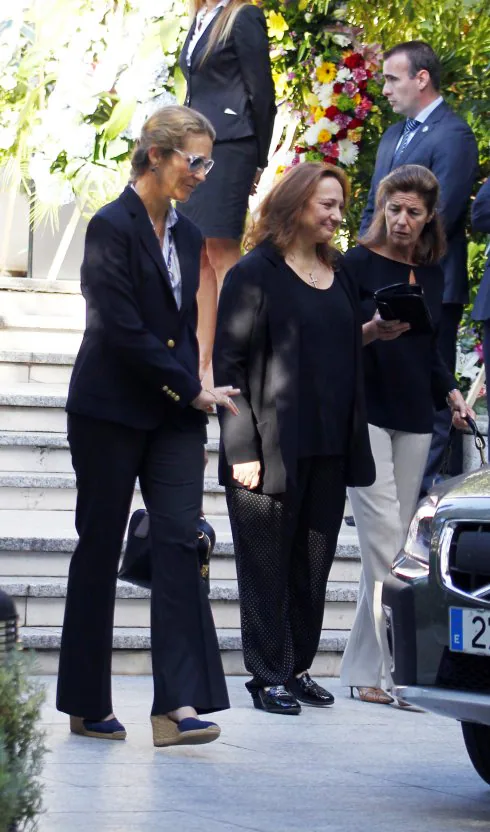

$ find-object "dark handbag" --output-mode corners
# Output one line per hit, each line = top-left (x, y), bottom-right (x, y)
(373, 282), (434, 334)
(118, 509), (215, 595)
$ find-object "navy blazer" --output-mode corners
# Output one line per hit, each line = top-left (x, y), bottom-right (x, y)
(213, 243), (375, 494)
(360, 102), (479, 305)
(66, 186), (205, 431)
(471, 179), (490, 322)
(180, 4), (276, 169)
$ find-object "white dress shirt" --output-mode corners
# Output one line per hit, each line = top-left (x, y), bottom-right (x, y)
(132, 185), (182, 309)
(186, 0), (231, 66)
(394, 96), (444, 153)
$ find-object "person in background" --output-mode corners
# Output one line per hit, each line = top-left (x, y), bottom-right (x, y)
(57, 106), (239, 748)
(341, 164), (474, 706)
(471, 177), (490, 415)
(360, 40), (478, 494)
(214, 162), (409, 716)
(178, 0), (276, 383)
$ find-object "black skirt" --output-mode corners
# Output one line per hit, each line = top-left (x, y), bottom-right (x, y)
(177, 137), (258, 240)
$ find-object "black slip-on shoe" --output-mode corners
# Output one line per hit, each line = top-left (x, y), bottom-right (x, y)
(252, 685), (301, 715)
(287, 672), (335, 707)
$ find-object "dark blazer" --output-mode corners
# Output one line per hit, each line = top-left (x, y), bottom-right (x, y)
(180, 4), (276, 170)
(360, 101), (479, 305)
(471, 178), (490, 322)
(66, 185), (204, 431)
(213, 242), (376, 494)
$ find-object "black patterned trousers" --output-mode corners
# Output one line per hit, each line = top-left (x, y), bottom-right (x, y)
(226, 455), (346, 690)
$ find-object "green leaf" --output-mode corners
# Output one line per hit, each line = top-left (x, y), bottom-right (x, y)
(102, 98), (137, 142)
(173, 65), (187, 106)
(160, 18), (183, 54)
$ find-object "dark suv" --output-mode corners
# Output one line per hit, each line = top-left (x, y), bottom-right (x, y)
(382, 466), (490, 786)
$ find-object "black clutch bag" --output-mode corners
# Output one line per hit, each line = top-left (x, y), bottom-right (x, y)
(373, 282), (434, 335)
(118, 509), (215, 595)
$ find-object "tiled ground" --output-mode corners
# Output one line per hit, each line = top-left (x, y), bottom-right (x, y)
(37, 676), (490, 831)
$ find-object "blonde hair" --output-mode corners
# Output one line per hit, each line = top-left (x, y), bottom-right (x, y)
(130, 105), (215, 179)
(189, 0), (251, 65)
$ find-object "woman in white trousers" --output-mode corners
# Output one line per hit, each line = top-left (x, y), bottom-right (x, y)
(340, 165), (473, 705)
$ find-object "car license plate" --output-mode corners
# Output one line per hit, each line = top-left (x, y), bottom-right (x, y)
(450, 607), (490, 655)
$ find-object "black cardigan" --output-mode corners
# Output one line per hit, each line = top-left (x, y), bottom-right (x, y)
(213, 242), (375, 494)
(343, 246), (457, 433)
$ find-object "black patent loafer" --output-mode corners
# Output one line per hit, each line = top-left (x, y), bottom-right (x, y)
(252, 685), (301, 715)
(287, 672), (335, 707)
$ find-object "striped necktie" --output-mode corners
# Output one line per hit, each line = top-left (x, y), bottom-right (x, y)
(392, 118), (420, 165)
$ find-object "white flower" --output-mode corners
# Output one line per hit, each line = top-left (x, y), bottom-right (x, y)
(332, 34), (351, 47)
(29, 155), (74, 206)
(316, 83), (334, 107)
(125, 91), (176, 140)
(303, 122), (321, 146)
(0, 125), (16, 150)
(456, 347), (481, 381)
(337, 139), (359, 165)
(319, 117), (340, 135)
(336, 67), (352, 82)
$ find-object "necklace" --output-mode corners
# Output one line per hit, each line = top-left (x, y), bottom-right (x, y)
(287, 252), (320, 287)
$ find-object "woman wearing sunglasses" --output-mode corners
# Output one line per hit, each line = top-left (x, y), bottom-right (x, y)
(178, 0), (276, 383)
(57, 106), (239, 748)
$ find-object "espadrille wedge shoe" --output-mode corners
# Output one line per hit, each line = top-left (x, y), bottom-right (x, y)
(151, 715), (220, 747)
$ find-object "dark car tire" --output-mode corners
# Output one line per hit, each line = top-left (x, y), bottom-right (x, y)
(462, 722), (490, 786)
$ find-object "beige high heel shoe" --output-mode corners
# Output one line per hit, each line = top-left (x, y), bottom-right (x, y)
(151, 715), (221, 748)
(350, 686), (395, 705)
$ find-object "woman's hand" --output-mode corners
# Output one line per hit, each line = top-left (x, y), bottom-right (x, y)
(250, 169), (263, 196)
(232, 460), (261, 490)
(447, 389), (476, 430)
(191, 386), (240, 414)
(362, 312), (411, 345)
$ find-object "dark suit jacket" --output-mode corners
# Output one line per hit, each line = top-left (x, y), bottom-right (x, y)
(471, 178), (490, 321)
(180, 4), (276, 169)
(213, 242), (376, 494)
(66, 185), (205, 431)
(360, 101), (478, 305)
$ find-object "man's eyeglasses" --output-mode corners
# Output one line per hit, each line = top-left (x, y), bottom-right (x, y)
(174, 148), (214, 175)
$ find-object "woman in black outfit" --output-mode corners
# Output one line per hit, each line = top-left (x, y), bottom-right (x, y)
(213, 162), (404, 715)
(56, 105), (239, 747)
(340, 164), (473, 706)
(178, 0), (276, 380)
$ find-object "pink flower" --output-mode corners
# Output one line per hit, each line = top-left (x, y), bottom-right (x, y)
(354, 105), (368, 119)
(333, 112), (351, 128)
(476, 342), (484, 360)
(291, 155), (301, 166)
(352, 67), (368, 83)
(321, 141), (339, 158)
(343, 80), (358, 98)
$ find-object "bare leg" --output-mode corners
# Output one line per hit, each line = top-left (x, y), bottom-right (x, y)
(197, 238), (241, 387)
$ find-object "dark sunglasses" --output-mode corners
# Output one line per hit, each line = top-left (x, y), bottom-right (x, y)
(174, 148), (214, 175)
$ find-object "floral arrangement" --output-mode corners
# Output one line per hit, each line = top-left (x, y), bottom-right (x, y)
(291, 34), (383, 168)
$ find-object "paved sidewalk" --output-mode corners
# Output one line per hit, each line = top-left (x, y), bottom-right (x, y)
(38, 676), (490, 832)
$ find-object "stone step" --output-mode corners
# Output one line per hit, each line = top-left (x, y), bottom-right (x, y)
(0, 471), (229, 514)
(0, 431), (221, 477)
(0, 513), (360, 582)
(0, 277), (82, 313)
(0, 384), (221, 438)
(4, 577), (357, 631)
(20, 626), (349, 676)
(0, 351), (75, 385)
(0, 313), (84, 334)
(0, 330), (82, 354)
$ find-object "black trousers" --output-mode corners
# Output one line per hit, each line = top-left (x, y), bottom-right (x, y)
(226, 456), (346, 689)
(484, 320), (490, 418)
(57, 414), (229, 719)
(421, 303), (463, 494)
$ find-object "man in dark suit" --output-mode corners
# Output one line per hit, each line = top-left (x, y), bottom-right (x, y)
(471, 178), (490, 415)
(360, 41), (479, 492)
